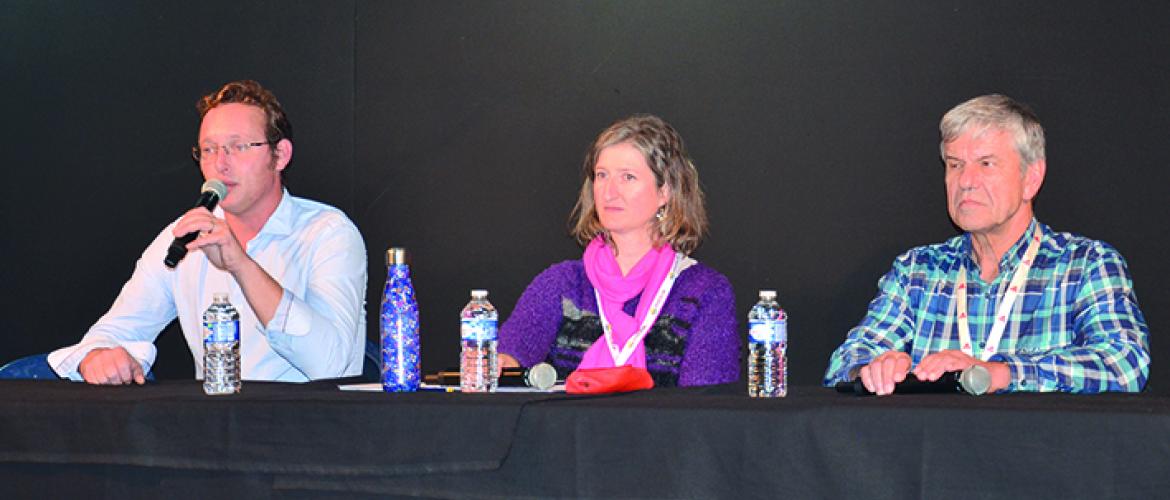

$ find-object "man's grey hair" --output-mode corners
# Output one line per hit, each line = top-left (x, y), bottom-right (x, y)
(940, 94), (1046, 169)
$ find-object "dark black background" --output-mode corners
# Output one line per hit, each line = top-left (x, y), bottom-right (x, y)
(3, 1), (1166, 390)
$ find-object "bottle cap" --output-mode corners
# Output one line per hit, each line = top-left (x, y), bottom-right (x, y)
(759, 290), (777, 300)
(470, 289), (488, 298)
(386, 247), (408, 266)
(212, 292), (230, 303)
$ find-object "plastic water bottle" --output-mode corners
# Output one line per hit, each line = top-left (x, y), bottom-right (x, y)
(748, 290), (787, 398)
(460, 290), (498, 393)
(203, 293), (241, 395)
(381, 247), (420, 392)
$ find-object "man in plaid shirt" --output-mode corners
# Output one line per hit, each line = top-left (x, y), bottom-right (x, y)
(824, 94), (1149, 395)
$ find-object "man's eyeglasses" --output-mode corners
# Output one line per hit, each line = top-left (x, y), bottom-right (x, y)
(191, 141), (274, 162)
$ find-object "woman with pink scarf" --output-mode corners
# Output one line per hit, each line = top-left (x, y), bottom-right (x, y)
(498, 115), (738, 388)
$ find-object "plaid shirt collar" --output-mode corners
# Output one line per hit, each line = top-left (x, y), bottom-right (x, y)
(958, 217), (1042, 284)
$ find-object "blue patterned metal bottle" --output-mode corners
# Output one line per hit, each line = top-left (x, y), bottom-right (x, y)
(381, 247), (420, 392)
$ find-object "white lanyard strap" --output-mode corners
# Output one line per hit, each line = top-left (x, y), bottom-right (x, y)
(594, 253), (687, 367)
(956, 230), (1042, 361)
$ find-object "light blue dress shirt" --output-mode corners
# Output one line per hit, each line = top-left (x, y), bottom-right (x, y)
(49, 191), (367, 382)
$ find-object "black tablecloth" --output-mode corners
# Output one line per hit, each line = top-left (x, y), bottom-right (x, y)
(2, 379), (1169, 499)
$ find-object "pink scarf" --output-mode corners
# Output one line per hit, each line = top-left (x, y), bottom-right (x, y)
(580, 236), (677, 369)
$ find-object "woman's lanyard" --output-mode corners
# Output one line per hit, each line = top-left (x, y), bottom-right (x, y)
(593, 252), (685, 367)
(955, 231), (1041, 361)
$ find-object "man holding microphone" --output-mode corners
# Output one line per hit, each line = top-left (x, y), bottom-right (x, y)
(825, 94), (1149, 395)
(49, 80), (366, 384)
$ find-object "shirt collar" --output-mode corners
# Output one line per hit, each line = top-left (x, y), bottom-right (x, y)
(961, 217), (1043, 278)
(254, 189), (294, 239)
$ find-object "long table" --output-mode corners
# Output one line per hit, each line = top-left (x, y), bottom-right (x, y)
(2, 379), (1168, 499)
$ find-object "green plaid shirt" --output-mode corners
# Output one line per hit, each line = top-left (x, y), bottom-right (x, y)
(824, 219), (1149, 393)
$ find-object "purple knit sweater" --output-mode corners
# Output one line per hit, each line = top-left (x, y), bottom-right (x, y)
(498, 259), (740, 387)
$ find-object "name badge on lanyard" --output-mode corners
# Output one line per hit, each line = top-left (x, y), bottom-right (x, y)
(955, 231), (1041, 361)
(594, 252), (685, 367)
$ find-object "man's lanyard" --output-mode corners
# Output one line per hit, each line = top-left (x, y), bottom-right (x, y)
(956, 230), (1042, 361)
(594, 252), (686, 367)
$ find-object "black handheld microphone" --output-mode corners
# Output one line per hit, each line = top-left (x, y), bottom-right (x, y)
(425, 362), (560, 390)
(836, 365), (992, 396)
(163, 180), (228, 268)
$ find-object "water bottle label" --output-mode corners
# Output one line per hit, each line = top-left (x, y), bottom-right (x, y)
(204, 320), (240, 344)
(748, 319), (786, 343)
(461, 318), (498, 341)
